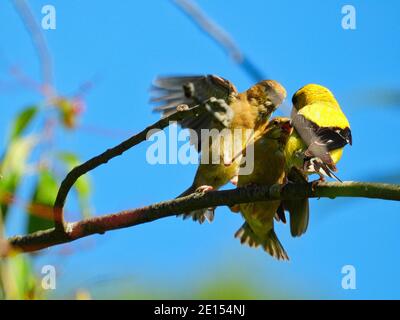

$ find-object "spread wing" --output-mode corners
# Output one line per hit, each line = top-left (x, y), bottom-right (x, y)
(151, 75), (238, 150)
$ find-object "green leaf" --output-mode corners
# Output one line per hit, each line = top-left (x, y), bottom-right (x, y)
(58, 152), (92, 218)
(26, 170), (58, 234)
(0, 137), (37, 221)
(0, 173), (19, 220)
(10, 106), (38, 141)
(3, 255), (40, 299)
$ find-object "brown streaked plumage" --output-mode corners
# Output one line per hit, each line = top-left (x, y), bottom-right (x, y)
(234, 117), (293, 260)
(151, 75), (287, 223)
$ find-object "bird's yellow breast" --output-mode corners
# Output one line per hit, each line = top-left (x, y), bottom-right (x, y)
(284, 132), (306, 170)
(238, 136), (286, 236)
(284, 130), (345, 170)
(238, 137), (286, 187)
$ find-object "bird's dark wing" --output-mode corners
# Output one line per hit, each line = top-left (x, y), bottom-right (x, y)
(291, 111), (334, 167)
(151, 75), (238, 150)
(291, 110), (353, 181)
(316, 126), (352, 151)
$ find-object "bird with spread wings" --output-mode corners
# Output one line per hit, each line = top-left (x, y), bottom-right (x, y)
(151, 76), (352, 240)
(151, 75), (287, 223)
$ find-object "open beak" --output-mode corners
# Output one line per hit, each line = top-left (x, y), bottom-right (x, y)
(281, 121), (293, 134)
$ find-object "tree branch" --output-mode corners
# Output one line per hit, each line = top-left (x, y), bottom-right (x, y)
(7, 181), (400, 254)
(52, 104), (201, 232)
(13, 0), (54, 94)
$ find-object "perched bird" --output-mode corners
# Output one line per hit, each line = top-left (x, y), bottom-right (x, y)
(234, 117), (293, 260)
(277, 84), (352, 237)
(286, 84), (352, 180)
(151, 75), (287, 223)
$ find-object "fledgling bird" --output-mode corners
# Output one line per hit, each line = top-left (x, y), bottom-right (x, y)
(151, 75), (287, 223)
(277, 84), (353, 237)
(234, 117), (293, 260)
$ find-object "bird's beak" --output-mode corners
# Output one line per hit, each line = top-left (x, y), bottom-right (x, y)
(281, 121), (293, 134)
(347, 131), (353, 146)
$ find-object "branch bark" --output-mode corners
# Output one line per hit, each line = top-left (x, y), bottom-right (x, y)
(7, 181), (400, 254)
(52, 104), (202, 232)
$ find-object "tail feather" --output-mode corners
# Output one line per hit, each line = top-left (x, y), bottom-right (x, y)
(176, 185), (214, 224)
(284, 166), (310, 237)
(235, 223), (289, 261)
(284, 199), (309, 237)
(305, 157), (342, 182)
(180, 208), (215, 224)
(274, 203), (287, 223)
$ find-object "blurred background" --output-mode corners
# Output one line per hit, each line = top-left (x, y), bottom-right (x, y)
(0, 0), (399, 299)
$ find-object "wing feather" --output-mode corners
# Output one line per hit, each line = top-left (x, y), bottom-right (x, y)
(291, 107), (352, 179)
(151, 75), (238, 151)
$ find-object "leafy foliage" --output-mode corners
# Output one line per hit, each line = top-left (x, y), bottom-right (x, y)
(0, 255), (41, 300)
(58, 152), (92, 218)
(0, 137), (37, 220)
(26, 169), (58, 234)
(9, 106), (38, 141)
(0, 93), (90, 300)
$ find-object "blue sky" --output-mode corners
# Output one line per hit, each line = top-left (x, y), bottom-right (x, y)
(1, 0), (400, 299)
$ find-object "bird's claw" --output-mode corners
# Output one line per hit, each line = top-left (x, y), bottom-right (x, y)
(311, 176), (325, 192)
(176, 104), (190, 112)
(195, 185), (214, 193)
(230, 176), (238, 186)
(229, 204), (241, 213)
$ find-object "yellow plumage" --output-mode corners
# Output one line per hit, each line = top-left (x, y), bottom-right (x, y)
(279, 84), (352, 238)
(298, 103), (350, 129)
(286, 84), (352, 178)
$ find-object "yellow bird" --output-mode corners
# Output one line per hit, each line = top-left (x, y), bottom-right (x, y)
(152, 75), (286, 223)
(276, 84), (352, 237)
(286, 84), (352, 180)
(234, 117), (293, 260)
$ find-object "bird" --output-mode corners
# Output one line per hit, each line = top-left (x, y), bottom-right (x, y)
(286, 83), (352, 180)
(233, 117), (293, 260)
(276, 84), (353, 237)
(151, 75), (287, 223)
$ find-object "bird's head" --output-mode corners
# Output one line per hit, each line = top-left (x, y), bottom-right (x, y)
(263, 117), (293, 143)
(292, 84), (340, 110)
(247, 80), (287, 117)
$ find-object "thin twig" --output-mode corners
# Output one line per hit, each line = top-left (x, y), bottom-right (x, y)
(172, 0), (266, 81)
(173, 0), (243, 62)
(7, 181), (400, 254)
(12, 0), (54, 96)
(52, 105), (205, 232)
